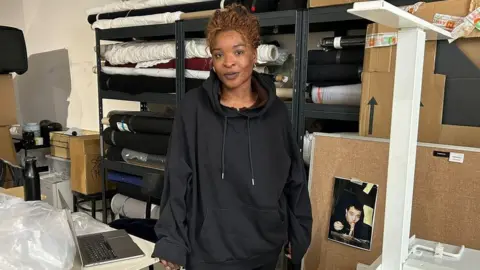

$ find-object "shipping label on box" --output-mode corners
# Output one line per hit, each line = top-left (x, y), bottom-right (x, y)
(359, 73), (446, 143)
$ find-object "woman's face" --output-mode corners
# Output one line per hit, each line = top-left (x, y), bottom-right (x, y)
(211, 30), (257, 90)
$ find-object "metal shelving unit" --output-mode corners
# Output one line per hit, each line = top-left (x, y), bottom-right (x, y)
(96, 10), (304, 224)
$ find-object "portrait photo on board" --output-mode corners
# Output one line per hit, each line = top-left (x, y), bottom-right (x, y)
(328, 177), (378, 251)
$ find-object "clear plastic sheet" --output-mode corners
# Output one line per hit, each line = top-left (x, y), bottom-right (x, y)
(0, 193), (75, 270)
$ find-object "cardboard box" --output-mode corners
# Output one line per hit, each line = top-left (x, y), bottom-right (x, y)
(70, 135), (111, 195)
(50, 130), (98, 159)
(439, 124), (480, 148)
(359, 73), (446, 142)
(0, 75), (17, 126)
(308, 0), (367, 8)
(364, 25), (438, 73)
(0, 127), (18, 188)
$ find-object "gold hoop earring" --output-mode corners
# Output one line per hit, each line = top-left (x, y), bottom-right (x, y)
(213, 67), (216, 73)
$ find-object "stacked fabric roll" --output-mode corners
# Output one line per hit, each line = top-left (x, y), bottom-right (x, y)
(87, 0), (279, 30)
(98, 38), (284, 94)
(307, 39), (365, 106)
(103, 111), (171, 169)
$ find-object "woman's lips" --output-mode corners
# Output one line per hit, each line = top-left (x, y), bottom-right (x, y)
(223, 72), (239, 80)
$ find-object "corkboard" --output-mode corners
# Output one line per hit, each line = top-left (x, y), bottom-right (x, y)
(304, 134), (480, 270)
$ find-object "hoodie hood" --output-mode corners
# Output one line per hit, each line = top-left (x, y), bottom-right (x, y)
(202, 70), (277, 185)
(202, 70), (277, 118)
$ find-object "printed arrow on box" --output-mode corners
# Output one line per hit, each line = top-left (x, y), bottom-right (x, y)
(368, 97), (378, 135)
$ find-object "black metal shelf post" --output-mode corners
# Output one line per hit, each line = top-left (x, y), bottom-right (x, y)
(176, 20), (186, 103)
(95, 28), (109, 224)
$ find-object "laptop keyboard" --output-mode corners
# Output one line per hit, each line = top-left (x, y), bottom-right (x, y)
(78, 234), (118, 265)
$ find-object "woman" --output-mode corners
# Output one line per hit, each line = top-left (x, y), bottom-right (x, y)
(153, 4), (312, 270)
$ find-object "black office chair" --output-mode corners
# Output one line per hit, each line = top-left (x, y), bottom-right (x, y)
(0, 158), (25, 188)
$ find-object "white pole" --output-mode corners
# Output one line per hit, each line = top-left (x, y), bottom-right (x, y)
(382, 27), (426, 269)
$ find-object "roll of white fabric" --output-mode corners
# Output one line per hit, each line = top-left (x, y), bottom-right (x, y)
(111, 193), (161, 219)
(256, 45), (279, 64)
(302, 131), (314, 165)
(276, 88), (293, 99)
(101, 66), (210, 79)
(253, 66), (269, 73)
(100, 40), (280, 66)
(311, 84), (362, 106)
(87, 0), (212, 15)
(92, 12), (183, 30)
(100, 39), (209, 66)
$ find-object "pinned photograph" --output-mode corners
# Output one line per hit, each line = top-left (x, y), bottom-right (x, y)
(328, 177), (378, 251)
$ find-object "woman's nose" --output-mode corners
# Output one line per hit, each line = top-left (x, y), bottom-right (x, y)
(223, 54), (236, 68)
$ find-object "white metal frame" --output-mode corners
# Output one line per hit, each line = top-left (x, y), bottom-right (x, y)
(347, 1), (453, 269)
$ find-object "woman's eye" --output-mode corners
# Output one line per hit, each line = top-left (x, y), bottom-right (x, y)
(214, 53), (223, 59)
(235, 50), (244, 56)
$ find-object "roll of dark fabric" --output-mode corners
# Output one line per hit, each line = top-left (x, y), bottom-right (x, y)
(307, 65), (362, 84)
(99, 73), (204, 94)
(308, 49), (364, 65)
(106, 146), (124, 161)
(103, 127), (170, 155)
(321, 36), (365, 49)
(88, 0), (223, 24)
(107, 110), (175, 119)
(109, 114), (173, 135)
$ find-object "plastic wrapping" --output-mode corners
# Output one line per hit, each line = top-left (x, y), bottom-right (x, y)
(122, 148), (167, 169)
(0, 193), (76, 270)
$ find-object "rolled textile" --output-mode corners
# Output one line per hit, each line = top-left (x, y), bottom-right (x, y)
(276, 88), (293, 100)
(310, 84), (362, 106)
(99, 73), (204, 93)
(86, 0), (213, 15)
(92, 12), (182, 30)
(106, 146), (167, 170)
(302, 131), (314, 165)
(87, 1), (222, 24)
(307, 64), (362, 84)
(100, 39), (209, 66)
(106, 57), (213, 71)
(103, 127), (170, 155)
(321, 36), (365, 49)
(253, 66), (269, 74)
(101, 66), (210, 79)
(308, 49), (364, 65)
(109, 114), (173, 135)
(256, 44), (279, 64)
(107, 110), (175, 119)
(100, 40), (278, 66)
(108, 171), (143, 186)
(111, 193), (161, 219)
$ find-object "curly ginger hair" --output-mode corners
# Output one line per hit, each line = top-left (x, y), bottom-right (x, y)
(205, 4), (261, 52)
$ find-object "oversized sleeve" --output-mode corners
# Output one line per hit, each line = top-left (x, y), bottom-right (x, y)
(153, 106), (192, 266)
(283, 110), (313, 264)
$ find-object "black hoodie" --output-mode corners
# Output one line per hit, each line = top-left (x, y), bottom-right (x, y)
(153, 71), (312, 269)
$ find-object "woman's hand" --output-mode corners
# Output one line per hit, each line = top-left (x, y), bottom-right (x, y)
(285, 242), (292, 259)
(160, 259), (181, 270)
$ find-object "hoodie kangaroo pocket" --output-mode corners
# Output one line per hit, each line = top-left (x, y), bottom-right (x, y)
(197, 207), (286, 263)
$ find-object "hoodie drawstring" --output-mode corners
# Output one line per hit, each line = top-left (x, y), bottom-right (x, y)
(247, 117), (255, 186)
(220, 116), (255, 186)
(221, 117), (227, 180)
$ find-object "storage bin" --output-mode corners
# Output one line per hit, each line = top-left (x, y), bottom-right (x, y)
(45, 154), (71, 180)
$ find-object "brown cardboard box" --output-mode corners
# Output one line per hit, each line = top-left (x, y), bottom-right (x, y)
(439, 124), (480, 148)
(70, 135), (108, 195)
(50, 130), (98, 159)
(0, 75), (17, 126)
(0, 127), (18, 188)
(308, 0), (367, 8)
(364, 0), (480, 73)
(364, 25), (438, 73)
(359, 73), (446, 142)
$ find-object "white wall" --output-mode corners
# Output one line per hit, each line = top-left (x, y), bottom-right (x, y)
(1, 0), (138, 131)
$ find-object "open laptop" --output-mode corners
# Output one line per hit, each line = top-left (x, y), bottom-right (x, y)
(58, 191), (145, 267)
